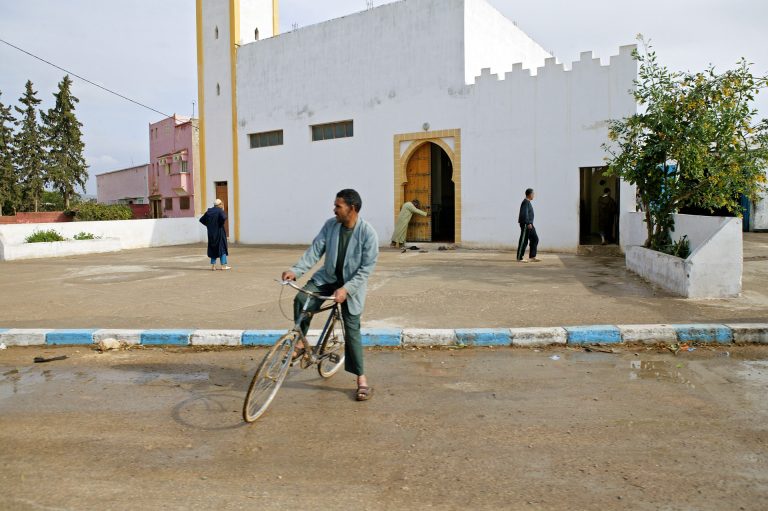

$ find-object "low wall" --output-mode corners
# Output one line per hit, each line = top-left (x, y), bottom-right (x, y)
(0, 217), (206, 261)
(0, 212), (73, 224)
(622, 212), (742, 298)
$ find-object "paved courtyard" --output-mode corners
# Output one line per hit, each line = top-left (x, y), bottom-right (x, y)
(0, 233), (767, 330)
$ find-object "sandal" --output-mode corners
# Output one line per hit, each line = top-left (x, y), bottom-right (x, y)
(291, 340), (306, 362)
(356, 385), (373, 401)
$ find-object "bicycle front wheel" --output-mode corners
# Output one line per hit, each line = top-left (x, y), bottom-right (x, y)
(317, 315), (346, 378)
(243, 332), (297, 423)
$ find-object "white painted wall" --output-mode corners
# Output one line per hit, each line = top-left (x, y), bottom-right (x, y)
(0, 218), (206, 261)
(463, 0), (550, 82)
(623, 213), (742, 298)
(201, 0), (235, 231)
(202, 0), (638, 249)
(239, 0), (273, 43)
(754, 187), (768, 231)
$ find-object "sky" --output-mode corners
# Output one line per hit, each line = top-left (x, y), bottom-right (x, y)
(1, 0), (766, 196)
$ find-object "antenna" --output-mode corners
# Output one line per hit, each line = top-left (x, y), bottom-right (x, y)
(291, 22), (298, 31)
(192, 101), (196, 118)
(366, 1), (374, 10)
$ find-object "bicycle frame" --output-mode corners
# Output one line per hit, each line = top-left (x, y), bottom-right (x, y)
(283, 280), (345, 366)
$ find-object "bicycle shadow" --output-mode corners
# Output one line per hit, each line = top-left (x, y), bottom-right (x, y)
(109, 362), (249, 430)
(280, 373), (358, 401)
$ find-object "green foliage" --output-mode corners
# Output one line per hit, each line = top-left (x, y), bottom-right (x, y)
(73, 231), (99, 240)
(604, 37), (768, 251)
(25, 229), (64, 243)
(659, 234), (691, 259)
(0, 91), (19, 215)
(72, 201), (132, 221)
(13, 80), (46, 213)
(41, 76), (88, 210)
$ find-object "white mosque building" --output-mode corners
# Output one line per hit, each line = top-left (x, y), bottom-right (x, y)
(195, 0), (637, 250)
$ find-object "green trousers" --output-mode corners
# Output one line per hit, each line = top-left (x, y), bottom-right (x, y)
(293, 281), (364, 376)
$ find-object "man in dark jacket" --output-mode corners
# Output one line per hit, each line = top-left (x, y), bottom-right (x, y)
(598, 187), (617, 245)
(199, 198), (230, 270)
(516, 188), (540, 263)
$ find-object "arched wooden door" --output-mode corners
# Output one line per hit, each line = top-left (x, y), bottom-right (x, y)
(404, 143), (432, 242)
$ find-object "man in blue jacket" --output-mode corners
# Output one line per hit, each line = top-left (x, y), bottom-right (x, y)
(282, 189), (379, 401)
(516, 188), (540, 263)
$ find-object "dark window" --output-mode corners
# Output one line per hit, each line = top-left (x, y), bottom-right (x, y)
(164, 198), (173, 210)
(179, 197), (191, 210)
(249, 129), (284, 149)
(311, 120), (353, 142)
(215, 26), (219, 39)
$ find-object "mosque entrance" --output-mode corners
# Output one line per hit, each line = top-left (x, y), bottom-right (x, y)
(403, 142), (455, 243)
(579, 166), (620, 245)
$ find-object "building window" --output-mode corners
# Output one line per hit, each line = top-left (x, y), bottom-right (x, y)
(312, 120), (353, 141)
(181, 161), (188, 173)
(164, 198), (173, 210)
(179, 197), (190, 210)
(215, 26), (219, 39)
(249, 129), (283, 149)
(216, 83), (220, 96)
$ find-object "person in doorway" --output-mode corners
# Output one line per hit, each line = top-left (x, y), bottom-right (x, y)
(598, 187), (618, 245)
(199, 198), (230, 270)
(282, 189), (379, 401)
(516, 188), (540, 263)
(390, 199), (428, 248)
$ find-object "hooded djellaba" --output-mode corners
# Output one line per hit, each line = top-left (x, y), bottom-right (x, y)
(200, 199), (228, 262)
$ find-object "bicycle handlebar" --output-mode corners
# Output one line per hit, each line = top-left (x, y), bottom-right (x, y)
(278, 279), (336, 301)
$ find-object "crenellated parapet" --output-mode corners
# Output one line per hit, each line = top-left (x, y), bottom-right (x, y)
(470, 44), (636, 88)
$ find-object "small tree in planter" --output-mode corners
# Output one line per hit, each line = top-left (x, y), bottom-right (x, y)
(604, 37), (768, 253)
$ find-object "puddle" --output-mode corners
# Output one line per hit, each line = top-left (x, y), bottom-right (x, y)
(629, 360), (694, 388)
(0, 366), (210, 400)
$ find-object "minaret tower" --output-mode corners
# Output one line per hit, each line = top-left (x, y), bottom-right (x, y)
(195, 0), (278, 240)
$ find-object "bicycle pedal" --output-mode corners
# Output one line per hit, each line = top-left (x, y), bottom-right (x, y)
(329, 353), (340, 363)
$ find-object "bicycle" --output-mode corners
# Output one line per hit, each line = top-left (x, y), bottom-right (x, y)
(242, 280), (346, 422)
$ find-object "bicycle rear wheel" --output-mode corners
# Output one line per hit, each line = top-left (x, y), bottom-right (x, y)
(317, 314), (346, 378)
(243, 332), (297, 423)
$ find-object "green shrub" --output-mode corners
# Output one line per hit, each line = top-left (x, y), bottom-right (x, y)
(659, 235), (691, 259)
(25, 229), (65, 243)
(72, 202), (132, 221)
(73, 232), (100, 240)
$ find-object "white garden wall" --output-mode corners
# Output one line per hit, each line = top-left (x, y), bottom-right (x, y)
(622, 212), (742, 298)
(0, 218), (206, 261)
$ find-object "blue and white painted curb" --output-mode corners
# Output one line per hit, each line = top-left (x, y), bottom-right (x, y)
(1, 324), (767, 348)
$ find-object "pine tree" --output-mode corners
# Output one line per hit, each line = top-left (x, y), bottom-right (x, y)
(41, 75), (88, 210)
(0, 91), (19, 215)
(13, 80), (46, 212)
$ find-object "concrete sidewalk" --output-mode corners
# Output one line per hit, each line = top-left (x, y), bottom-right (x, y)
(0, 233), (766, 330)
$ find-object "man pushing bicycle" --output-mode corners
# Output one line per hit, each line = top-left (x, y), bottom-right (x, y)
(281, 189), (379, 401)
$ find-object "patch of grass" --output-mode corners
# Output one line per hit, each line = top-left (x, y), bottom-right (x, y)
(25, 229), (65, 243)
(73, 232), (100, 240)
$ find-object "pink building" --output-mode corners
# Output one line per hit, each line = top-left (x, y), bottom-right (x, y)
(148, 115), (200, 218)
(96, 164), (149, 205)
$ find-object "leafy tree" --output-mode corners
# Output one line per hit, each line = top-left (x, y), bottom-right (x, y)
(0, 91), (19, 215)
(604, 38), (768, 251)
(41, 75), (88, 210)
(13, 80), (46, 212)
